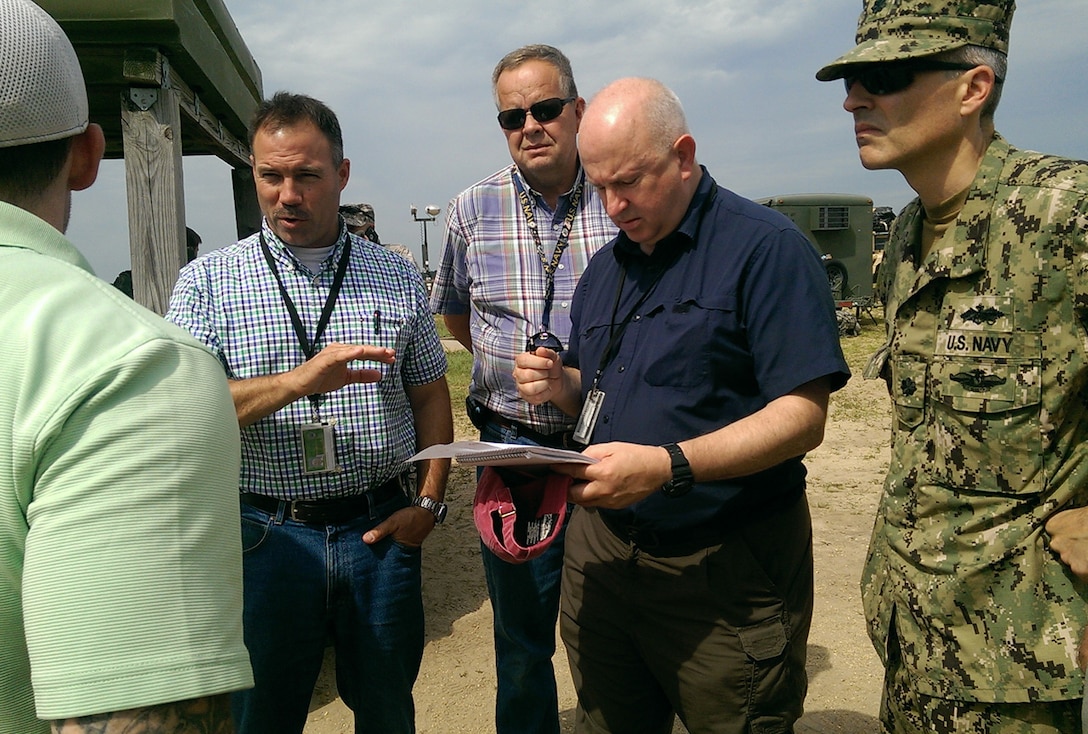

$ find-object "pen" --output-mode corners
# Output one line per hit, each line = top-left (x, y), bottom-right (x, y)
(374, 309), (381, 335)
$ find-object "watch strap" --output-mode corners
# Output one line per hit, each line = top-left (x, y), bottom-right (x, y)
(412, 495), (447, 524)
(661, 442), (694, 497)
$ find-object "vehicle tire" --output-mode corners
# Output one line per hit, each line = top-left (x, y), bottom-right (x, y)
(826, 261), (848, 300)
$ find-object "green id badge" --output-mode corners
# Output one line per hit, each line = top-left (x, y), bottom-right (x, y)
(300, 421), (339, 474)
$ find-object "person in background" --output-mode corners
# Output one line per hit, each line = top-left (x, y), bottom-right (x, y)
(429, 43), (615, 734)
(340, 202), (420, 268)
(817, 0), (1088, 730)
(112, 225), (201, 297)
(0, 0), (252, 730)
(167, 91), (453, 734)
(340, 202), (381, 243)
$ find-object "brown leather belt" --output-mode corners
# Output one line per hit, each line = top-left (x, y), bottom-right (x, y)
(240, 476), (404, 524)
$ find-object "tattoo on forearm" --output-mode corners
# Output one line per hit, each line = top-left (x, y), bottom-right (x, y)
(51, 694), (234, 733)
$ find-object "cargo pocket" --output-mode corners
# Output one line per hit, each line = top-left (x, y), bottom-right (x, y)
(737, 614), (788, 661)
(738, 614), (799, 734)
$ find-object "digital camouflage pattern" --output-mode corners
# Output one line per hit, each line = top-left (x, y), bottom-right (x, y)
(882, 647), (1081, 732)
(339, 202), (375, 228)
(816, 0), (1014, 81)
(864, 133), (1088, 703)
(339, 202), (381, 244)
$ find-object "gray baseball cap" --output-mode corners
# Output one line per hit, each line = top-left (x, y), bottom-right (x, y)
(0, 0), (89, 148)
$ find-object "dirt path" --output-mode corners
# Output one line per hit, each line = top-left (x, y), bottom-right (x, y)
(305, 326), (891, 733)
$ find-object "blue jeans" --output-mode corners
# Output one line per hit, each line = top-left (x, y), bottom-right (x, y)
(479, 420), (567, 734)
(233, 491), (423, 734)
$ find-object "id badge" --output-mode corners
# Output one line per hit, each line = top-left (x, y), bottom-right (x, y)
(572, 388), (605, 446)
(300, 421), (340, 474)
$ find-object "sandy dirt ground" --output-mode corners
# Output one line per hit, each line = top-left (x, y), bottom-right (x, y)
(304, 322), (891, 733)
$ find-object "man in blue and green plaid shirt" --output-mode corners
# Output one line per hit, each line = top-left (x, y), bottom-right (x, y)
(167, 92), (452, 734)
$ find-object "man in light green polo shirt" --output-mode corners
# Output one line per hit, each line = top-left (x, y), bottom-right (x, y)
(0, 0), (253, 731)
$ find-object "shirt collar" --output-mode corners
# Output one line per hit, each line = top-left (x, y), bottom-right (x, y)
(510, 162), (585, 202)
(260, 217), (350, 272)
(614, 165), (717, 263)
(0, 200), (95, 274)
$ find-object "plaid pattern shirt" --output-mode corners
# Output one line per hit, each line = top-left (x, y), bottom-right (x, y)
(430, 164), (616, 433)
(166, 221), (447, 501)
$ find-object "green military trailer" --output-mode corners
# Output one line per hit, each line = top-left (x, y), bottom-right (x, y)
(756, 193), (875, 303)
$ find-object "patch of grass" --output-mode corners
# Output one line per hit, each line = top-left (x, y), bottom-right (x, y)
(443, 348), (475, 439)
(430, 315), (473, 437)
(434, 315), (452, 340)
(839, 307), (887, 370)
(829, 306), (893, 424)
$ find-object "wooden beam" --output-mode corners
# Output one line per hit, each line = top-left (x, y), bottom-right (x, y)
(169, 64), (250, 169)
(232, 166), (262, 240)
(122, 77), (186, 315)
(123, 47), (250, 168)
(41, 0), (262, 148)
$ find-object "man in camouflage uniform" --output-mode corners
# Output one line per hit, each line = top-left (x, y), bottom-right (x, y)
(339, 202), (381, 243)
(340, 202), (419, 268)
(817, 1), (1088, 731)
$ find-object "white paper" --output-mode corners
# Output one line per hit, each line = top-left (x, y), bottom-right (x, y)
(410, 440), (597, 467)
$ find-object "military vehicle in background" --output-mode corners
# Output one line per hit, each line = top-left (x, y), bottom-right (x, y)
(871, 205), (896, 277)
(757, 193), (876, 303)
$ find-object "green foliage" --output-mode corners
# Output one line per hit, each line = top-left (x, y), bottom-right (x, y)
(839, 309), (886, 368)
(443, 348), (475, 439)
(434, 315), (452, 340)
(830, 307), (891, 425)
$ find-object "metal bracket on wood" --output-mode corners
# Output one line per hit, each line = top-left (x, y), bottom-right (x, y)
(128, 88), (158, 111)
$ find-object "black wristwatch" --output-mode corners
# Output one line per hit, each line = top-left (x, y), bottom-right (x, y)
(660, 443), (694, 498)
(412, 495), (448, 524)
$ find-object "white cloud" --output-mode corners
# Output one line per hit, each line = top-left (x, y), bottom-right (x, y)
(67, 0), (1087, 280)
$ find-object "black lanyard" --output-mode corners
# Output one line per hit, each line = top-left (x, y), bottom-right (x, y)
(587, 184), (718, 391)
(511, 170), (585, 333)
(259, 231), (352, 418)
(586, 265), (669, 392)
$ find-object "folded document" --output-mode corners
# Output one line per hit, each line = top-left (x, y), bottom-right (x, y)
(410, 440), (597, 467)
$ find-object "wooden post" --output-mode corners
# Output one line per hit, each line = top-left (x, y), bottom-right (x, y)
(121, 51), (186, 315)
(232, 166), (262, 240)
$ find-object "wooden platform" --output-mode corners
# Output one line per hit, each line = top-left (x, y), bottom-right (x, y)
(36, 0), (265, 313)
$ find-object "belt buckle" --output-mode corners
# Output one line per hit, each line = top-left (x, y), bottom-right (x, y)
(287, 500), (309, 523)
(545, 430), (575, 450)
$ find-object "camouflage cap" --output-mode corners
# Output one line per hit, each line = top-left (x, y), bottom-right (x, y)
(815, 0), (1014, 82)
(339, 202), (376, 228)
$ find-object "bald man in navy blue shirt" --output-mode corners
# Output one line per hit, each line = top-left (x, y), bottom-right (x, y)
(515, 77), (849, 734)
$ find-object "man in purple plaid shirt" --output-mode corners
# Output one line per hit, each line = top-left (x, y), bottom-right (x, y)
(429, 44), (615, 734)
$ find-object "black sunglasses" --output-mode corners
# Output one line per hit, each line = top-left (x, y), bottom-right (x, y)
(844, 60), (1001, 96)
(525, 330), (564, 353)
(497, 97), (575, 130)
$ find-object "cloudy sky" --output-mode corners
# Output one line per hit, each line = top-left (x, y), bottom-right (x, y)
(66, 0), (1087, 282)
